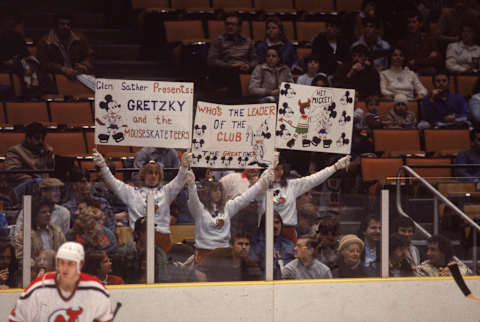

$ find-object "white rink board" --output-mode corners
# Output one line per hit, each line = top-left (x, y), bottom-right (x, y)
(2, 278), (480, 321)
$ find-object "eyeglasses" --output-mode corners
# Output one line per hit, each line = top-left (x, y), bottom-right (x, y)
(266, 54), (278, 58)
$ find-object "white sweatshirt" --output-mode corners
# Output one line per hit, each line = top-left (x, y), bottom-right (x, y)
(101, 165), (187, 234)
(269, 165), (336, 226)
(188, 180), (266, 250)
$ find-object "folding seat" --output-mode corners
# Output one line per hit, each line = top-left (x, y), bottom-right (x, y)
(164, 20), (206, 43)
(45, 130), (88, 157)
(377, 100), (419, 119)
(424, 129), (470, 156)
(361, 157), (404, 184)
(49, 101), (93, 126)
(296, 47), (312, 61)
(295, 0), (335, 11)
(373, 129), (422, 156)
(0, 103), (6, 126)
(254, 0), (294, 11)
(4, 101), (49, 125)
(456, 75), (478, 97)
(251, 20), (294, 42)
(296, 21), (326, 43)
(0, 131), (24, 156)
(55, 74), (94, 98)
(131, 0), (169, 9)
(405, 157), (452, 184)
(240, 74), (251, 96)
(171, 0), (210, 9)
(335, 0), (362, 11)
(170, 224), (195, 243)
(212, 0), (253, 9)
(0, 73), (12, 90)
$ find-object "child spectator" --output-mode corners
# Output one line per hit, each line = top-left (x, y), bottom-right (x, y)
(84, 250), (124, 285)
(364, 95), (384, 131)
(384, 93), (417, 128)
(31, 249), (56, 281)
(297, 55), (324, 86)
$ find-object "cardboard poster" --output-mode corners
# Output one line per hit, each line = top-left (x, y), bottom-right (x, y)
(275, 82), (354, 154)
(192, 101), (276, 168)
(94, 79), (193, 148)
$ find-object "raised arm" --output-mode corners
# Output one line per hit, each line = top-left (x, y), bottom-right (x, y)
(185, 170), (204, 221)
(163, 151), (192, 204)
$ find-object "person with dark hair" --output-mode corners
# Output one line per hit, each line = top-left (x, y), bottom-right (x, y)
(445, 22), (480, 74)
(297, 55), (324, 86)
(5, 122), (55, 200)
(93, 149), (192, 254)
(84, 250), (124, 285)
(393, 216), (421, 265)
(314, 216), (341, 269)
(359, 214), (381, 271)
(436, 0), (478, 45)
(185, 168), (273, 263)
(37, 12), (93, 79)
(311, 74), (329, 87)
(351, 16), (391, 70)
(31, 248), (56, 282)
(281, 235), (332, 279)
(397, 11), (443, 75)
(255, 16), (300, 70)
(420, 70), (470, 129)
(333, 44), (380, 100)
(332, 234), (374, 278)
(311, 17), (351, 75)
(248, 46), (293, 102)
(389, 233), (415, 277)
(249, 212), (295, 279)
(380, 47), (427, 101)
(0, 238), (19, 289)
(207, 12), (257, 98)
(15, 196), (65, 263)
(195, 231), (262, 282)
(456, 128), (480, 183)
(416, 234), (471, 277)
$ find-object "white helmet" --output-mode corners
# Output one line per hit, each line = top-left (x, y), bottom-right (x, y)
(56, 242), (84, 273)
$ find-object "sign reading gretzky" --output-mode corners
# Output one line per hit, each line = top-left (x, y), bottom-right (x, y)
(276, 82), (354, 154)
(192, 101), (276, 168)
(94, 78), (193, 148)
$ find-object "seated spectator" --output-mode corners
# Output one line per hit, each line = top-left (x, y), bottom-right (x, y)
(114, 217), (169, 283)
(84, 250), (124, 285)
(5, 122), (55, 201)
(416, 235), (472, 276)
(311, 17), (351, 75)
(314, 216), (340, 269)
(359, 215), (381, 271)
(15, 178), (70, 242)
(15, 197), (66, 263)
(397, 11), (443, 75)
(445, 22), (480, 74)
(389, 233), (416, 277)
(255, 17), (300, 71)
(351, 16), (391, 70)
(296, 202), (318, 236)
(333, 44), (380, 101)
(195, 232), (262, 282)
(37, 12), (93, 79)
(384, 93), (417, 128)
(207, 13), (257, 99)
(63, 167), (116, 234)
(133, 147), (179, 169)
(281, 235), (332, 280)
(364, 95), (385, 131)
(393, 216), (421, 265)
(66, 204), (117, 255)
(0, 237), (19, 289)
(185, 169), (272, 263)
(420, 70), (471, 129)
(469, 79), (480, 125)
(332, 234), (374, 278)
(380, 47), (427, 101)
(296, 55), (324, 86)
(311, 74), (329, 87)
(436, 0), (478, 45)
(248, 46), (293, 102)
(249, 213), (295, 279)
(31, 248), (56, 281)
(455, 128), (480, 182)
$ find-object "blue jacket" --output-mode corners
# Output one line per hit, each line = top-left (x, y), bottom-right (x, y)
(256, 40), (298, 68)
(422, 92), (470, 124)
(249, 233), (295, 279)
(455, 149), (480, 181)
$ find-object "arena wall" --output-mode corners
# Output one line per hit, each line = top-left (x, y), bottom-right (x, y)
(2, 277), (480, 321)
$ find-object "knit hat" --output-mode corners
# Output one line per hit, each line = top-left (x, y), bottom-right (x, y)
(38, 177), (64, 189)
(337, 234), (364, 253)
(393, 93), (408, 107)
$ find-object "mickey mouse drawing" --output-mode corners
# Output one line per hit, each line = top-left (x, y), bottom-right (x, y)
(95, 95), (127, 143)
(194, 124), (207, 137)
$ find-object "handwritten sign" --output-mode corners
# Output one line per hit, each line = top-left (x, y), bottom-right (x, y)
(192, 101), (276, 168)
(276, 82), (354, 154)
(94, 79), (193, 149)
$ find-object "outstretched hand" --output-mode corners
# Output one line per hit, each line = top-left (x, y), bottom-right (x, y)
(334, 155), (351, 171)
(185, 170), (196, 188)
(258, 168), (275, 188)
(181, 150), (193, 168)
(92, 148), (107, 169)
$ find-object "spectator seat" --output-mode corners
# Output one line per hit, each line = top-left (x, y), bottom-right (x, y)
(424, 129), (470, 156)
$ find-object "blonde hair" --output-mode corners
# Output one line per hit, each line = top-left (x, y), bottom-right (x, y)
(138, 161), (164, 186)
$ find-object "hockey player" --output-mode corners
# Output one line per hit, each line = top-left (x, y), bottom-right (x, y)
(8, 241), (114, 322)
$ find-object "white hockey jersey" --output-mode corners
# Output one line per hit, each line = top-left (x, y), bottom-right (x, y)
(9, 272), (113, 322)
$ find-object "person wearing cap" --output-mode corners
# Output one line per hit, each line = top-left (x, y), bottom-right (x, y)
(9, 241), (114, 322)
(93, 148), (192, 254)
(281, 235), (332, 280)
(332, 234), (374, 278)
(14, 177), (70, 245)
(383, 93), (417, 129)
(5, 122), (55, 201)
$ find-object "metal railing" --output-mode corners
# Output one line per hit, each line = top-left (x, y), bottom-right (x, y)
(396, 165), (480, 273)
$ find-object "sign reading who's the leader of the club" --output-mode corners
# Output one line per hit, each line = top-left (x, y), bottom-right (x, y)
(94, 78), (193, 148)
(192, 101), (276, 168)
(275, 82), (354, 154)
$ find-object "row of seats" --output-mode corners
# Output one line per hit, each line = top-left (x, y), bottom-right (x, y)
(0, 73), (94, 99)
(132, 0), (361, 12)
(372, 129), (471, 157)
